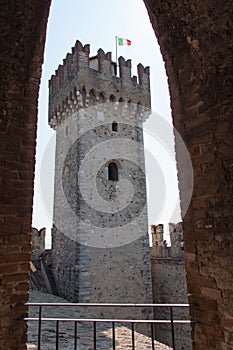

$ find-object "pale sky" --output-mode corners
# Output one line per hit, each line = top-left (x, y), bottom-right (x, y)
(32, 0), (182, 245)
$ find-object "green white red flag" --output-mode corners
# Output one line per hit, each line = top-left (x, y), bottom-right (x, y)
(118, 37), (131, 46)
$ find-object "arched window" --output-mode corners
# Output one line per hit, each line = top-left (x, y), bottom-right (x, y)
(108, 162), (118, 181)
(99, 92), (105, 104)
(112, 121), (118, 132)
(109, 94), (116, 102)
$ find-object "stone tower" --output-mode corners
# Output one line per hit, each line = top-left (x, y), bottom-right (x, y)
(49, 40), (152, 317)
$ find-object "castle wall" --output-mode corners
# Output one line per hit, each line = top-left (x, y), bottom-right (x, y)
(51, 228), (80, 301)
(151, 222), (185, 259)
(150, 223), (191, 349)
(51, 229), (152, 319)
(151, 258), (192, 349)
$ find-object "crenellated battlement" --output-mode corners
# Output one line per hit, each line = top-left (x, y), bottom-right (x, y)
(151, 223), (184, 260)
(48, 40), (150, 128)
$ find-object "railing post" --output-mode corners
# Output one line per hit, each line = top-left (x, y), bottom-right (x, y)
(93, 321), (97, 350)
(38, 305), (42, 350)
(56, 320), (59, 350)
(170, 306), (175, 349)
(25, 302), (192, 350)
(74, 321), (77, 350)
(131, 322), (135, 350)
(151, 323), (155, 350)
(112, 321), (116, 350)
(152, 306), (157, 344)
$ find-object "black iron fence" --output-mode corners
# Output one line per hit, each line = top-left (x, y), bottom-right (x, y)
(24, 302), (194, 350)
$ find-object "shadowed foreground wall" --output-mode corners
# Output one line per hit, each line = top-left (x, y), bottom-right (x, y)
(0, 1), (233, 349)
(144, 1), (233, 349)
(0, 1), (51, 349)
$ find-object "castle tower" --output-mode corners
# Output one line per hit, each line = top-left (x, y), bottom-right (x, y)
(49, 40), (153, 317)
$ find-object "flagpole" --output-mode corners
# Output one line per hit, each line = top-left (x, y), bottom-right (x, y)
(115, 36), (118, 75)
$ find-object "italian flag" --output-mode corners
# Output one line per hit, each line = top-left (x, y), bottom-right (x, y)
(118, 37), (131, 46)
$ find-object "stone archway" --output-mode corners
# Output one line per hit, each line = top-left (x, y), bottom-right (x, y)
(0, 1), (51, 349)
(0, 1), (233, 349)
(144, 1), (233, 349)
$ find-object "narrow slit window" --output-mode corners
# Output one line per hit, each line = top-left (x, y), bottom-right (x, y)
(108, 162), (118, 181)
(112, 121), (118, 132)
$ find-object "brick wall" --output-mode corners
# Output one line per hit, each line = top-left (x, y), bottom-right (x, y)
(144, 1), (233, 348)
(0, 1), (51, 349)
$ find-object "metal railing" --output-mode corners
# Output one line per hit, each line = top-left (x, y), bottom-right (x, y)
(24, 302), (194, 350)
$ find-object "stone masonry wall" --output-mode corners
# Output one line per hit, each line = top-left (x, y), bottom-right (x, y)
(151, 259), (192, 349)
(150, 223), (191, 349)
(0, 1), (51, 349)
(50, 41), (153, 319)
(151, 222), (184, 259)
(52, 233), (152, 319)
(51, 228), (80, 301)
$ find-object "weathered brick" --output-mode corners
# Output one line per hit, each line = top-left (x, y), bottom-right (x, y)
(142, 1), (233, 344)
(200, 286), (222, 300)
(3, 273), (29, 284)
(187, 275), (216, 289)
(189, 295), (218, 312)
(0, 263), (21, 274)
(0, 0), (51, 348)
(0, 253), (30, 264)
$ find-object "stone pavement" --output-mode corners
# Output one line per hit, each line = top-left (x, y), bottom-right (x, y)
(27, 291), (172, 350)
